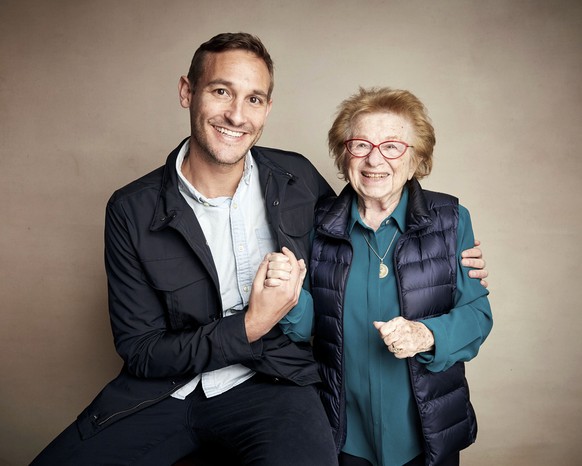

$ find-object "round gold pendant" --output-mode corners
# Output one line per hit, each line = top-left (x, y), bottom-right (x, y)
(379, 263), (389, 279)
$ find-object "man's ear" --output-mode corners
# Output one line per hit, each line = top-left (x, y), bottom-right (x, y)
(265, 99), (273, 118)
(178, 76), (192, 108)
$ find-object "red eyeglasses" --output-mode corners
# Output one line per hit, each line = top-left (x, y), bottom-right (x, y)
(344, 139), (413, 159)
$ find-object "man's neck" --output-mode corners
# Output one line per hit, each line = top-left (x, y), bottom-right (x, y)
(181, 150), (245, 199)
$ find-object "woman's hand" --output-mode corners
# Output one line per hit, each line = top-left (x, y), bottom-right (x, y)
(373, 317), (434, 359)
(264, 250), (307, 287)
(245, 247), (306, 342)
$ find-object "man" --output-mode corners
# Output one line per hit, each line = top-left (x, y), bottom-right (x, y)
(31, 33), (487, 465)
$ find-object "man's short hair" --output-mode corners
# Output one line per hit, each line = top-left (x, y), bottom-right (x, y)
(187, 32), (274, 98)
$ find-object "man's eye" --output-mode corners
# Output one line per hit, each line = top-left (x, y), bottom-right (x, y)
(214, 89), (228, 97)
(249, 96), (263, 105)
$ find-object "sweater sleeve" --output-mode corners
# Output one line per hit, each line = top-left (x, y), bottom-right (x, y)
(416, 205), (493, 372)
(278, 287), (315, 342)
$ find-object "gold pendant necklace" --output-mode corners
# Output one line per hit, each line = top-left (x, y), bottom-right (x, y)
(363, 229), (399, 279)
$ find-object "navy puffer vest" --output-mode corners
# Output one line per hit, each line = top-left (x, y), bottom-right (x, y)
(311, 179), (477, 465)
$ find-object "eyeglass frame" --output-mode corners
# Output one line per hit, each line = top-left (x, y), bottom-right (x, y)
(344, 138), (414, 160)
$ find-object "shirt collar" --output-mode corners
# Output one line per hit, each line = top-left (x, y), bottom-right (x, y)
(175, 138), (253, 206)
(349, 186), (409, 233)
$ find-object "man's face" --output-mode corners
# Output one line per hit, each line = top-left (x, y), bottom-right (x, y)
(180, 50), (272, 167)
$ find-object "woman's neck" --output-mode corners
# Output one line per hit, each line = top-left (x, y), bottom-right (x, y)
(357, 193), (402, 231)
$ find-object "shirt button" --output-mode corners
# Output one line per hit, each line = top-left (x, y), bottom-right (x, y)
(203, 202), (210, 207)
(243, 285), (249, 293)
(232, 203), (238, 209)
(238, 245), (244, 252)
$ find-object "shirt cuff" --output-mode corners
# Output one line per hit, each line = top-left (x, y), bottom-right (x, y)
(415, 317), (450, 372)
(278, 290), (314, 342)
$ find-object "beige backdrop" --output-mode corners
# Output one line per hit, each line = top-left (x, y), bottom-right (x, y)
(1, 0), (581, 464)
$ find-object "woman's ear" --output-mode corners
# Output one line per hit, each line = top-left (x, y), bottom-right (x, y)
(408, 154), (420, 180)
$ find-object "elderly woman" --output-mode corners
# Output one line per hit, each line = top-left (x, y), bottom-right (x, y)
(300, 87), (492, 466)
(263, 87), (490, 466)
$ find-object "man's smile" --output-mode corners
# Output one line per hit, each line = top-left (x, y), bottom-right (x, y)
(214, 125), (245, 138)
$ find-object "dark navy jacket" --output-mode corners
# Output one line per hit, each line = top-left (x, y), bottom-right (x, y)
(76, 139), (334, 439)
(310, 179), (477, 465)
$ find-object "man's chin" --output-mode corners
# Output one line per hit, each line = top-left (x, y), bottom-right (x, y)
(207, 148), (249, 166)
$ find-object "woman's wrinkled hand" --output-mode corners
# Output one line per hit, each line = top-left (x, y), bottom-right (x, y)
(373, 317), (434, 359)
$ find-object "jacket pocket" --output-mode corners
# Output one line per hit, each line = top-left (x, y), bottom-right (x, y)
(77, 368), (190, 439)
(279, 203), (314, 238)
(141, 256), (217, 328)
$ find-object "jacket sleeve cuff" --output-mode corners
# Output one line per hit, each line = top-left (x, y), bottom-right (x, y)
(217, 312), (263, 364)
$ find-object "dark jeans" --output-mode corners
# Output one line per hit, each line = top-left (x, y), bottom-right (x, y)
(338, 450), (460, 466)
(31, 375), (338, 466)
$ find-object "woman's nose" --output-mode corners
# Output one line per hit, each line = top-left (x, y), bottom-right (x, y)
(366, 146), (385, 165)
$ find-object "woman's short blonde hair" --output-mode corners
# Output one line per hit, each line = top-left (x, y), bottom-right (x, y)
(328, 87), (435, 181)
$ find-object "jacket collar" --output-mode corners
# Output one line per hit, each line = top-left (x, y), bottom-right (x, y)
(150, 139), (298, 232)
(150, 138), (189, 232)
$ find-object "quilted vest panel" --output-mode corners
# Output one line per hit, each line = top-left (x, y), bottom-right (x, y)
(311, 180), (477, 464)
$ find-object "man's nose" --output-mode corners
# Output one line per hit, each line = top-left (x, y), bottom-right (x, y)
(224, 98), (245, 126)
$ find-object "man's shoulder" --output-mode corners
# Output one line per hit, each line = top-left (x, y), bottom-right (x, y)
(251, 145), (319, 175)
(108, 164), (165, 206)
(108, 139), (184, 206)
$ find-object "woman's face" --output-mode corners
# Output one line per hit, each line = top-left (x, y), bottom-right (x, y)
(346, 112), (418, 206)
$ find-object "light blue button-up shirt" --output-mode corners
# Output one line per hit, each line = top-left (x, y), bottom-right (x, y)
(172, 140), (276, 399)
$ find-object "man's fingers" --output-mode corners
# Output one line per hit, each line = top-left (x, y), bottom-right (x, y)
(253, 258), (269, 290)
(463, 258), (485, 269)
(281, 247), (302, 280)
(266, 251), (293, 281)
(264, 277), (283, 287)
(297, 259), (307, 281)
(468, 268), (488, 279)
(461, 247), (483, 259)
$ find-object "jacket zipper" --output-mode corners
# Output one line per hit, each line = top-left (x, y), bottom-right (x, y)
(95, 384), (184, 426)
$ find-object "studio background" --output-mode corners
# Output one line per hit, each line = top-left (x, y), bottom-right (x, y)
(1, 0), (581, 464)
